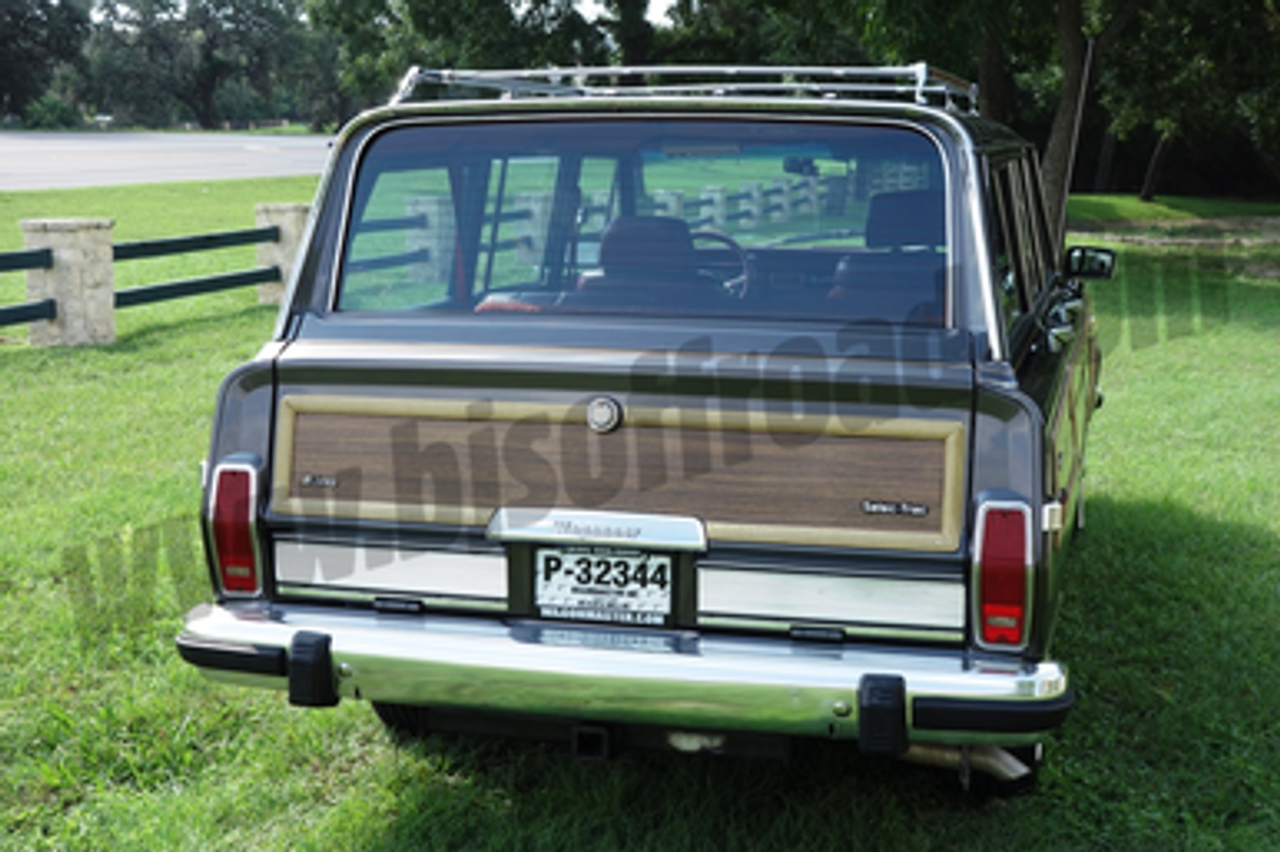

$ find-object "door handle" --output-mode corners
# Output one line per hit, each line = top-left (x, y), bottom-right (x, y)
(1047, 322), (1075, 354)
(1059, 297), (1084, 319)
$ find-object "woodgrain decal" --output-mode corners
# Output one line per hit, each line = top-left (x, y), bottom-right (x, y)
(273, 396), (965, 551)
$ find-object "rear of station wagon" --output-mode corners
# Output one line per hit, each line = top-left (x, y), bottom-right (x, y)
(180, 66), (1102, 789)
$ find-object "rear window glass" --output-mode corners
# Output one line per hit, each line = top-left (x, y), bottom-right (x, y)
(337, 119), (947, 325)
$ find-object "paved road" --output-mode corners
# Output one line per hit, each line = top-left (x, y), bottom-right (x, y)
(0, 131), (332, 190)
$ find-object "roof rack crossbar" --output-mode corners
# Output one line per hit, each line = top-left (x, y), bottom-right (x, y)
(391, 64), (979, 113)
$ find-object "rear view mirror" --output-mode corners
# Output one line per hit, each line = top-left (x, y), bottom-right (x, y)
(1064, 246), (1116, 279)
(783, 156), (818, 176)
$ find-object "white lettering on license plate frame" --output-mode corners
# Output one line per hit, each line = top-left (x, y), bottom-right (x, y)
(535, 546), (672, 626)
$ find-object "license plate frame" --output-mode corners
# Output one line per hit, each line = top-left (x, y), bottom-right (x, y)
(534, 545), (673, 626)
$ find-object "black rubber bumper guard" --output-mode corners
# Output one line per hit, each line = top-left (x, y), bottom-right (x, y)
(288, 630), (341, 707)
(174, 630), (338, 707)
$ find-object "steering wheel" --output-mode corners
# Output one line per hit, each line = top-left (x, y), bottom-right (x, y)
(691, 229), (750, 297)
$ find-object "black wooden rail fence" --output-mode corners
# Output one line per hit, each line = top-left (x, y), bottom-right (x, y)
(0, 225), (281, 330)
(112, 226), (280, 308)
(0, 248), (57, 324)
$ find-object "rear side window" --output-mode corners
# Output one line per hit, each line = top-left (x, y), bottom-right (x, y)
(337, 119), (949, 325)
(987, 152), (1056, 335)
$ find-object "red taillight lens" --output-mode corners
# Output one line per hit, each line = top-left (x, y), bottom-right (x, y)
(212, 467), (259, 594)
(978, 506), (1029, 646)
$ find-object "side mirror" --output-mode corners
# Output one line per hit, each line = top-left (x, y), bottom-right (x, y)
(1064, 246), (1116, 280)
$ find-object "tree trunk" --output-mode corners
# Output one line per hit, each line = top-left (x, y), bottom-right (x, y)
(1093, 131), (1117, 193)
(607, 0), (654, 67)
(1139, 132), (1173, 202)
(1041, 0), (1089, 250)
(978, 26), (1007, 123)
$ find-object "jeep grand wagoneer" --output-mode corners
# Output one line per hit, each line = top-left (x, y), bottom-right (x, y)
(177, 65), (1112, 790)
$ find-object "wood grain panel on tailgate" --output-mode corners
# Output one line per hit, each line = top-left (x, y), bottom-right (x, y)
(271, 396), (965, 552)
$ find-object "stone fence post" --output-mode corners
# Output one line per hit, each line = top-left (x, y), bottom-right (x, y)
(701, 187), (727, 229)
(255, 203), (311, 305)
(654, 189), (685, 220)
(21, 219), (115, 347)
(405, 195), (455, 286)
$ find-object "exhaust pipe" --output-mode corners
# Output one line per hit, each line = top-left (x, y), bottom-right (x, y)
(899, 744), (1032, 784)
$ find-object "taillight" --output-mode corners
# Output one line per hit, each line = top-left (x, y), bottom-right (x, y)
(975, 502), (1032, 647)
(210, 465), (260, 595)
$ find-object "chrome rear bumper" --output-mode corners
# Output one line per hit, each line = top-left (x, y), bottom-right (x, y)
(177, 601), (1071, 747)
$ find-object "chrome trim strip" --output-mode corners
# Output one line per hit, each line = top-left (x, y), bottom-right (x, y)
(182, 602), (1069, 743)
(487, 507), (707, 552)
(695, 615), (964, 644)
(274, 542), (507, 600)
(970, 151), (1005, 360)
(275, 584), (508, 613)
(698, 567), (965, 630)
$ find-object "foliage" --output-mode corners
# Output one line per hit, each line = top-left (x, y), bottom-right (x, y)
(0, 0), (90, 117)
(600, 0), (654, 63)
(4, 0), (1280, 189)
(851, 0), (1147, 242)
(306, 0), (608, 109)
(655, 0), (865, 66)
(21, 93), (82, 129)
(1098, 0), (1280, 185)
(80, 0), (314, 129)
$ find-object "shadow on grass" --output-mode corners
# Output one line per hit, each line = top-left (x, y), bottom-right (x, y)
(109, 299), (278, 355)
(352, 732), (968, 852)
(1051, 495), (1280, 844)
(0, 300), (276, 364)
(325, 495), (1280, 851)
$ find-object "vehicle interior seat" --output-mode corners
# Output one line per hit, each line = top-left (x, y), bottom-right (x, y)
(828, 188), (947, 325)
(864, 188), (945, 251)
(569, 215), (730, 309)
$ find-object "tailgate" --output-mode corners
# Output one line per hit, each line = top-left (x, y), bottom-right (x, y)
(265, 323), (975, 642)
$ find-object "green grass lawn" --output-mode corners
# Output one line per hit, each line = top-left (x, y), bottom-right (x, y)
(1068, 193), (1280, 226)
(2, 192), (1279, 850)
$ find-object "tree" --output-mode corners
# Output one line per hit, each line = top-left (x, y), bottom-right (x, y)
(599, 0), (653, 65)
(83, 0), (312, 128)
(81, 3), (177, 128)
(1098, 0), (1280, 197)
(656, 0), (863, 66)
(275, 24), (348, 129)
(308, 0), (607, 112)
(856, 0), (1139, 243)
(0, 0), (89, 119)
(1038, 0), (1137, 238)
(303, 0), (425, 108)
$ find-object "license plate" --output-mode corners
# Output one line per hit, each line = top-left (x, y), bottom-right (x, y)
(535, 547), (672, 626)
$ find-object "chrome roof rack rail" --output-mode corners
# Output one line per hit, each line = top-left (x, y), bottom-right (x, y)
(390, 64), (980, 114)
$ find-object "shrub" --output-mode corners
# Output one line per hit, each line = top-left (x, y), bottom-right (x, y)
(23, 93), (83, 130)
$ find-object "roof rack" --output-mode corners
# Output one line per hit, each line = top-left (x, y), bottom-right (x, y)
(391, 64), (980, 114)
